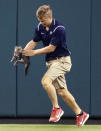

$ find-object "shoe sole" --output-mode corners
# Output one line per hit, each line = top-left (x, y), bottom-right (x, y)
(82, 114), (89, 126)
(49, 110), (64, 123)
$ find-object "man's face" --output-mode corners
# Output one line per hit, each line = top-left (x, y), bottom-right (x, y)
(38, 15), (52, 27)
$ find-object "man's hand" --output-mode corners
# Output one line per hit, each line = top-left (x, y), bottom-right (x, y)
(22, 44), (56, 56)
(22, 49), (35, 56)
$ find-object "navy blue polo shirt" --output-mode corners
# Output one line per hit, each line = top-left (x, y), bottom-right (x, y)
(33, 18), (70, 61)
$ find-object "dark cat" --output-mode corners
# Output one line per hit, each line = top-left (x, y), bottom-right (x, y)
(11, 46), (30, 75)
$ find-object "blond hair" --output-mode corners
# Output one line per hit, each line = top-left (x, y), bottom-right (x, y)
(36, 5), (52, 19)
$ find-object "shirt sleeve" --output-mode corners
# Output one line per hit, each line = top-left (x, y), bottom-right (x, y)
(33, 28), (42, 42)
(50, 27), (65, 46)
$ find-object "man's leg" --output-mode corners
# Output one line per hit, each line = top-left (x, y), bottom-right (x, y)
(57, 88), (89, 126)
(57, 88), (81, 115)
(41, 75), (64, 122)
(41, 75), (59, 108)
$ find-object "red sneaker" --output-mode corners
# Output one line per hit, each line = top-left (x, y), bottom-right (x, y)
(49, 107), (64, 122)
(76, 112), (89, 126)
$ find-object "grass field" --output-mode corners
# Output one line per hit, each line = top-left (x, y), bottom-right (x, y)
(0, 124), (101, 131)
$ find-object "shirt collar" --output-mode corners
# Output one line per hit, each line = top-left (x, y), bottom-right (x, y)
(41, 18), (55, 31)
(49, 18), (55, 29)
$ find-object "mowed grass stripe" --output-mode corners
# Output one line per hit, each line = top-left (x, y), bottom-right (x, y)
(0, 124), (101, 131)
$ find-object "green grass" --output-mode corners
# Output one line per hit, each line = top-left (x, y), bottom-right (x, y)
(0, 124), (101, 131)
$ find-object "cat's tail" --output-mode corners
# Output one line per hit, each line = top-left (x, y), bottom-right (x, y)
(25, 62), (30, 76)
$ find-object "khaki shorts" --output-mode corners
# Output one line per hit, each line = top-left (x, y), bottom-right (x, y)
(44, 56), (72, 89)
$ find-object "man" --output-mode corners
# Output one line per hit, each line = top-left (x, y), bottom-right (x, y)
(22, 5), (89, 126)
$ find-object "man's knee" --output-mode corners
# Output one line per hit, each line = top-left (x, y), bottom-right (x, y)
(41, 75), (52, 89)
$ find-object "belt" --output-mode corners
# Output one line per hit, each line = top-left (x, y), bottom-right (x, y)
(50, 56), (67, 61)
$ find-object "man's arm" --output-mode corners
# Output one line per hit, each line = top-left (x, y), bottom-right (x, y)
(22, 44), (56, 56)
(34, 44), (56, 55)
(24, 40), (38, 50)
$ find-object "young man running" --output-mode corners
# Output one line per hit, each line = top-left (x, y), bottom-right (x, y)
(22, 5), (89, 126)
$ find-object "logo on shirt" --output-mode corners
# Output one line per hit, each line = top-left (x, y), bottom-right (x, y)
(50, 31), (53, 35)
(41, 32), (44, 34)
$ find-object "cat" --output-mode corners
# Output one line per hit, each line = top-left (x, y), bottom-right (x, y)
(11, 46), (30, 75)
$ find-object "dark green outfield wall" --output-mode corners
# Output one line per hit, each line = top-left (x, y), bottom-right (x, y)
(0, 0), (101, 117)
